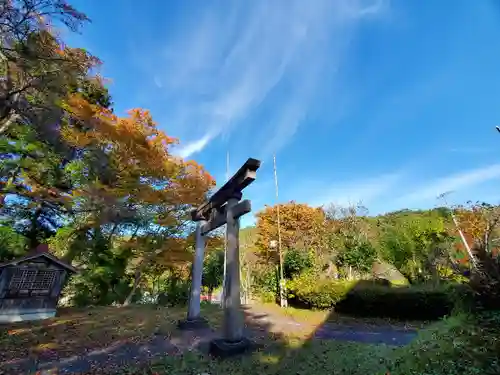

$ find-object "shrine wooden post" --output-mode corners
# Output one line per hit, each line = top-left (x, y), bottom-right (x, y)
(177, 157), (260, 357)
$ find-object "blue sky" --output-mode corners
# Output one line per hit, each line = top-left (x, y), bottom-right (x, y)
(68, 0), (500, 227)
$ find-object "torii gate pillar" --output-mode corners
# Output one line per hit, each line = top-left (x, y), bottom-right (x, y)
(178, 158), (260, 358)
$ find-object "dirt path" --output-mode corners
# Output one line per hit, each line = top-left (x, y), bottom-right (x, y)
(244, 304), (418, 346)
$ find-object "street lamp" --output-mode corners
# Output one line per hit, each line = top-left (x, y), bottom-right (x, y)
(269, 240), (287, 308)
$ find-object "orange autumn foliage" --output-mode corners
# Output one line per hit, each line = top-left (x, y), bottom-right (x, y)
(256, 201), (327, 258)
(453, 203), (500, 264)
(61, 94), (215, 208)
(455, 208), (488, 240)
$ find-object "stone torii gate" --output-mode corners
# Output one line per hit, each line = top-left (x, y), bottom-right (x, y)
(178, 157), (261, 357)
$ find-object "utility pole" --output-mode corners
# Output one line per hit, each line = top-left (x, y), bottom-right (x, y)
(438, 192), (478, 269)
(273, 154), (287, 308)
(221, 151), (230, 306)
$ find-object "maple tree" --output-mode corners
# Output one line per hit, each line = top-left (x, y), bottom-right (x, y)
(256, 201), (327, 259)
(454, 202), (500, 250)
(52, 95), (214, 303)
(453, 202), (500, 307)
(0, 0), (91, 135)
(0, 1), (104, 248)
(61, 94), (213, 207)
(0, 0), (217, 307)
(0, 77), (113, 248)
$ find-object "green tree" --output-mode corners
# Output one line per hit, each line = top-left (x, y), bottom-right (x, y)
(377, 210), (452, 282)
(0, 225), (28, 260)
(336, 239), (376, 276)
(284, 248), (314, 279)
(202, 249), (224, 301)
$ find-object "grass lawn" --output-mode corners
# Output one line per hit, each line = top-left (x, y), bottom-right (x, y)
(0, 303), (223, 365)
(1, 303), (498, 375)
(147, 339), (392, 375)
(141, 303), (424, 375)
(145, 309), (500, 375)
(0, 302), (408, 374)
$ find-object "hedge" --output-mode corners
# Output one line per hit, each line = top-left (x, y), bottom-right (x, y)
(336, 282), (473, 320)
(287, 276), (356, 309)
(287, 275), (473, 320)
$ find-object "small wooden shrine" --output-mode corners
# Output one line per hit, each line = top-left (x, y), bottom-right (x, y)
(0, 245), (77, 323)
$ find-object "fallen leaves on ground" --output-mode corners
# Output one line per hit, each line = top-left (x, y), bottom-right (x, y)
(0, 304), (222, 366)
(0, 303), (428, 375)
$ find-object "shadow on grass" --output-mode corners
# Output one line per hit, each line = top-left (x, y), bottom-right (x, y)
(145, 282), (427, 375)
(0, 300), (394, 374)
(0, 304), (193, 373)
(2, 280), (468, 375)
(203, 280), (498, 375)
(139, 304), (414, 375)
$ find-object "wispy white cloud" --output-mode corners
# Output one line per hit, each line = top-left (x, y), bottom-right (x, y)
(286, 164), (500, 215)
(399, 164), (500, 204)
(145, 0), (388, 158)
(153, 75), (163, 89)
(449, 147), (493, 154)
(176, 134), (213, 159)
(299, 171), (402, 209)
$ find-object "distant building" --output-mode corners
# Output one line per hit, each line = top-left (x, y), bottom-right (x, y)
(0, 245), (77, 323)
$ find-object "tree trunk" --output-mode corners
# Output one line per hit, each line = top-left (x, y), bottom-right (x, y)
(61, 226), (93, 264)
(123, 269), (142, 306)
(0, 112), (19, 135)
(155, 275), (160, 300)
(122, 244), (161, 306)
(107, 222), (119, 244)
(246, 267), (251, 302)
(27, 203), (43, 249)
(62, 245), (80, 265)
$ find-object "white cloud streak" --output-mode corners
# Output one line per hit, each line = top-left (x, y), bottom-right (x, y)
(400, 164), (500, 203)
(176, 134), (213, 159)
(304, 172), (402, 208)
(148, 0), (388, 158)
(292, 164), (500, 215)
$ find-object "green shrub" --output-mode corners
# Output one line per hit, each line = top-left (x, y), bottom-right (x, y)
(336, 281), (473, 320)
(284, 249), (314, 279)
(469, 249), (500, 311)
(287, 274), (355, 309)
(64, 271), (133, 307)
(202, 249), (224, 296)
(287, 276), (473, 319)
(259, 290), (277, 304)
(157, 278), (190, 307)
(384, 312), (500, 375)
(336, 239), (377, 274)
(253, 267), (279, 301)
